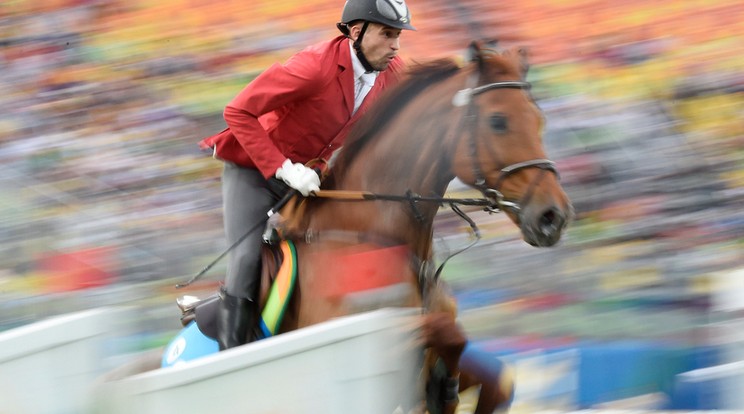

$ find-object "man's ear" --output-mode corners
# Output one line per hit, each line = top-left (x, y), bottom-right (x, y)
(348, 23), (362, 42)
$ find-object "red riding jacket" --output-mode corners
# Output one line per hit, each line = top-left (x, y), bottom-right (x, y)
(199, 35), (405, 179)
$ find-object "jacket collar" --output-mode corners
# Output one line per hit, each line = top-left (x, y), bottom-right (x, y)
(339, 38), (355, 114)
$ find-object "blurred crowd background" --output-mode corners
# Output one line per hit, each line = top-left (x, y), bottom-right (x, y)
(0, 0), (742, 411)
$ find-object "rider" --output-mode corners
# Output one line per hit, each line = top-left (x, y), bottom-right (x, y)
(198, 0), (416, 351)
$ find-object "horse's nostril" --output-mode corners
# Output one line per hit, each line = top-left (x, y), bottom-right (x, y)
(540, 209), (555, 226)
(539, 207), (563, 235)
(521, 206), (567, 247)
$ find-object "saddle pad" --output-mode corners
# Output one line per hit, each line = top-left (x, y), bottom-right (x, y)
(259, 240), (298, 338)
(314, 244), (411, 298)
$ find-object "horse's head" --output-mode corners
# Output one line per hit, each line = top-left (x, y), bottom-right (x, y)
(450, 42), (573, 247)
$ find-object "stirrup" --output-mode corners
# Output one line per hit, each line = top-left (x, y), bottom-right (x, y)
(176, 293), (218, 326)
(176, 295), (202, 313)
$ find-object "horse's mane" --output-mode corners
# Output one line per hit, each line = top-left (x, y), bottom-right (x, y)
(325, 59), (461, 185)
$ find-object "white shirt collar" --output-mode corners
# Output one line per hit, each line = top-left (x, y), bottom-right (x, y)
(349, 42), (379, 82)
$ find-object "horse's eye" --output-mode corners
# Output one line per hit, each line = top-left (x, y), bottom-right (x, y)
(490, 114), (508, 133)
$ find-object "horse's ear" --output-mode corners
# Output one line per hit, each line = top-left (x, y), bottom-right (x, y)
(466, 40), (481, 62)
(484, 38), (499, 49)
(517, 47), (531, 78)
(466, 39), (499, 62)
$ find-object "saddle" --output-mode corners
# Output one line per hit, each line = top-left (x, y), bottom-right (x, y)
(177, 240), (298, 341)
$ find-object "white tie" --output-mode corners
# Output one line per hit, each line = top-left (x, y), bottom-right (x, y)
(353, 73), (375, 115)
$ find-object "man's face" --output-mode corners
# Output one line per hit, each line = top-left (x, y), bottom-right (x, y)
(350, 23), (402, 71)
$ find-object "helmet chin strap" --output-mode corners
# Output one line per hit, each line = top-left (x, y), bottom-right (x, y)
(353, 21), (376, 73)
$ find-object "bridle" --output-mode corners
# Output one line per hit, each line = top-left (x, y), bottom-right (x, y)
(452, 77), (560, 215)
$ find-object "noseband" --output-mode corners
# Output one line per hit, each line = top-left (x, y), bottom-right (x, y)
(453, 79), (559, 214)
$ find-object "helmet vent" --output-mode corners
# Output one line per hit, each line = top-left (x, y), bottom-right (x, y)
(376, 0), (408, 22)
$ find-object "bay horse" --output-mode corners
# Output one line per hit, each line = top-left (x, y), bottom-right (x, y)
(264, 41), (572, 412)
(108, 41), (572, 413)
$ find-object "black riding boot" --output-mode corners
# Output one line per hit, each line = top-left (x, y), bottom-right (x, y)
(217, 288), (259, 351)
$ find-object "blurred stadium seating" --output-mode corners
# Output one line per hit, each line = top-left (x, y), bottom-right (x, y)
(0, 0), (742, 408)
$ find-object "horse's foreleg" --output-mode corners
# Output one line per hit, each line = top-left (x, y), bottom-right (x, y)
(459, 344), (515, 413)
(420, 313), (466, 374)
(420, 312), (515, 414)
(420, 312), (466, 414)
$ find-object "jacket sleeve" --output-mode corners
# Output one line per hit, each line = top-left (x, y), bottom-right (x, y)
(224, 51), (325, 178)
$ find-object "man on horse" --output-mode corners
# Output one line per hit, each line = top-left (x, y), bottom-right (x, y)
(198, 0), (416, 351)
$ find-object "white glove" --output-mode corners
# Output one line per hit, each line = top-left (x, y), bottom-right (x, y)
(275, 159), (320, 196)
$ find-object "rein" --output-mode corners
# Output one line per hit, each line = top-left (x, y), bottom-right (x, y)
(312, 189), (494, 207)
(310, 189), (485, 289)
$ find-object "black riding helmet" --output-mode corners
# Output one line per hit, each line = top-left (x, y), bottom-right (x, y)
(336, 0), (416, 72)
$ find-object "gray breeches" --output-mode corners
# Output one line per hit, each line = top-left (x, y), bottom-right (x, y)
(221, 162), (278, 300)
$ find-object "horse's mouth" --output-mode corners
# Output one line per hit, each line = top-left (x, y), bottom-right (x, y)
(523, 228), (563, 247)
